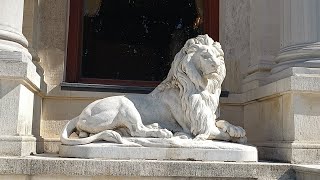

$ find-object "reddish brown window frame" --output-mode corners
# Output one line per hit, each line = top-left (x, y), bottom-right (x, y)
(65, 0), (219, 87)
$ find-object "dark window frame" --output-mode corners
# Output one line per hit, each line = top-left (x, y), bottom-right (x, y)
(65, 0), (219, 87)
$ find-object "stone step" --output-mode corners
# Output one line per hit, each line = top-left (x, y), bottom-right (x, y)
(295, 165), (320, 180)
(0, 154), (295, 179)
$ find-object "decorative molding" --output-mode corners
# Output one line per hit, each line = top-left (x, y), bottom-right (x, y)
(275, 42), (320, 66)
(0, 24), (28, 47)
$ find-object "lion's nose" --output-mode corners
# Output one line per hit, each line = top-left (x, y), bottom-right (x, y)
(211, 59), (219, 67)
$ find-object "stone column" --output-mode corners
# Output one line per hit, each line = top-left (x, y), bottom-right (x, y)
(272, 0), (320, 74)
(0, 0), (40, 156)
(242, 0), (280, 92)
(255, 0), (320, 163)
(23, 0), (40, 63)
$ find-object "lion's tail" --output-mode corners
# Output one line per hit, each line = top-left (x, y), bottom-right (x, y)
(60, 117), (141, 146)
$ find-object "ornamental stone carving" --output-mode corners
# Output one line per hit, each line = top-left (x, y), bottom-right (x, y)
(60, 35), (247, 148)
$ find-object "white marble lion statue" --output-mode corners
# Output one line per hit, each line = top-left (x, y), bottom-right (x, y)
(61, 34), (247, 147)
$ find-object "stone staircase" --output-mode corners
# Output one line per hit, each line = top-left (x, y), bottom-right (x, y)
(0, 154), (319, 179)
(0, 155), (295, 179)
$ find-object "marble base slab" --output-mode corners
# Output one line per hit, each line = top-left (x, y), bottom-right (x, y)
(59, 139), (258, 162)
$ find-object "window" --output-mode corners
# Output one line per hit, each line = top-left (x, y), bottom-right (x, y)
(65, 0), (219, 88)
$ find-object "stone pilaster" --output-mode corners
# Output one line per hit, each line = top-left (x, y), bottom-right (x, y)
(0, 0), (40, 156)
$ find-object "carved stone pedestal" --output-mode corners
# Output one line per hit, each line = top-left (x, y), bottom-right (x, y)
(60, 139), (257, 162)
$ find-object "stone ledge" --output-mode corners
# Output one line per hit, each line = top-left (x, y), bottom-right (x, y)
(0, 51), (41, 90)
(0, 155), (294, 179)
(294, 165), (320, 180)
(294, 165), (320, 174)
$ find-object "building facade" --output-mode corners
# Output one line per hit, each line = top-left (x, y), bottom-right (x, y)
(0, 0), (320, 165)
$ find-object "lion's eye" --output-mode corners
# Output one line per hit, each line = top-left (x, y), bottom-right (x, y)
(201, 53), (211, 59)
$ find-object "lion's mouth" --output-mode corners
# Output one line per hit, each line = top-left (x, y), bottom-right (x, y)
(203, 72), (218, 79)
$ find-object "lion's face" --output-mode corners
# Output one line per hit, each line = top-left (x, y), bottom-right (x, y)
(191, 45), (225, 81)
(153, 35), (225, 94)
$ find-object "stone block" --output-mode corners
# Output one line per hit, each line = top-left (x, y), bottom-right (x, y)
(41, 98), (93, 139)
(0, 51), (40, 156)
(0, 81), (34, 135)
(282, 93), (295, 141)
(0, 51), (40, 88)
(0, 81), (37, 156)
(220, 105), (244, 127)
(0, 136), (36, 156)
(292, 93), (320, 141)
(243, 97), (285, 143)
(244, 102), (261, 142)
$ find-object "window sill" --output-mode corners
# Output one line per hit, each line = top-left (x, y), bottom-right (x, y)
(61, 82), (229, 97)
(61, 82), (155, 94)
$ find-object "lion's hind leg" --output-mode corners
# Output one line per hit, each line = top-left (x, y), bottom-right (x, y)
(125, 121), (173, 138)
(120, 110), (173, 138)
(77, 131), (89, 138)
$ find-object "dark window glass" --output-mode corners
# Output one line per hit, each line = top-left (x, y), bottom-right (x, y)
(81, 0), (204, 82)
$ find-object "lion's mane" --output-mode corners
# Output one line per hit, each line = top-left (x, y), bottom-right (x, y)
(152, 34), (226, 136)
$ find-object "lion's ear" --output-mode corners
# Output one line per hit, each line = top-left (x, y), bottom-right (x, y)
(185, 47), (197, 54)
(184, 39), (195, 49)
(212, 42), (225, 58)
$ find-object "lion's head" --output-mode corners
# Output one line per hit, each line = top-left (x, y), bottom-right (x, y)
(153, 34), (226, 136)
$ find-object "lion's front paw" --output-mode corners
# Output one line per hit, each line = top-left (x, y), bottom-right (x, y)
(216, 120), (246, 138)
(174, 132), (192, 139)
(231, 136), (247, 144)
(158, 129), (173, 138)
(194, 134), (209, 141)
(146, 123), (161, 129)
